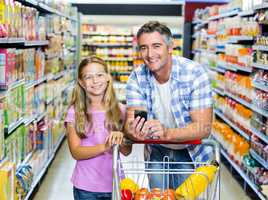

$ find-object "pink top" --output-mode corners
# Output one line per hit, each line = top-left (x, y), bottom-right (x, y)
(64, 104), (126, 192)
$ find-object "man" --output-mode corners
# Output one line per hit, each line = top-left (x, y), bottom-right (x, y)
(125, 21), (213, 189)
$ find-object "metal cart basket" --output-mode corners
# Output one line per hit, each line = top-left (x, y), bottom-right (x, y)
(112, 139), (220, 200)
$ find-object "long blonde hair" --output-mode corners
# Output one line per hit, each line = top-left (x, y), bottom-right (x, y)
(69, 56), (122, 138)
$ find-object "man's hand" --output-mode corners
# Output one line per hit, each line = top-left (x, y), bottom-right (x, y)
(142, 119), (167, 140)
(128, 116), (149, 140)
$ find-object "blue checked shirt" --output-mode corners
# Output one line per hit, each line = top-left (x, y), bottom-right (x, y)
(126, 56), (213, 162)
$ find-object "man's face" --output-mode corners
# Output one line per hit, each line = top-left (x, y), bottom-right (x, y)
(138, 31), (173, 73)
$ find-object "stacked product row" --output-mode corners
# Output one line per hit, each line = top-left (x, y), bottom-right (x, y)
(0, 0), (79, 200)
(192, 0), (268, 199)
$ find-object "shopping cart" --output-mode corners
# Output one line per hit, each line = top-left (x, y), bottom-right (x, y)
(112, 139), (220, 200)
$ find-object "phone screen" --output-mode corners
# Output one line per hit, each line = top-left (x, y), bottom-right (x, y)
(134, 110), (147, 121)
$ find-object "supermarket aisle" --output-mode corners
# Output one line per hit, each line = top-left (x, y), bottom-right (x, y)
(33, 140), (251, 200)
(33, 139), (75, 200)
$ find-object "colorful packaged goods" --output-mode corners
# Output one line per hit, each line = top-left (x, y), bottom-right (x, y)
(175, 162), (219, 200)
(0, 161), (16, 200)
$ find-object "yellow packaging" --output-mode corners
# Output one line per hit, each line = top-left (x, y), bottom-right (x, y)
(175, 164), (218, 200)
(0, 161), (16, 200)
(0, 0), (5, 24)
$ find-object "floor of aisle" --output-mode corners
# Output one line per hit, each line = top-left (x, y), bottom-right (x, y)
(33, 140), (252, 200)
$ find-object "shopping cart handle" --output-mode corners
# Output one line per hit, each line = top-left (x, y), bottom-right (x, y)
(125, 139), (202, 145)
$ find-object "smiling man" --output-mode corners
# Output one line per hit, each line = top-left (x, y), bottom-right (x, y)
(125, 21), (213, 189)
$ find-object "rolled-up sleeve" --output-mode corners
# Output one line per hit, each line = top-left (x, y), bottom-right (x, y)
(190, 66), (213, 110)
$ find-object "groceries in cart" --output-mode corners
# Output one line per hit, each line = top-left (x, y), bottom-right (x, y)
(118, 161), (219, 200)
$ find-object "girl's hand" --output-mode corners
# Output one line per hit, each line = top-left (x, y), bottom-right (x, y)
(104, 131), (124, 151)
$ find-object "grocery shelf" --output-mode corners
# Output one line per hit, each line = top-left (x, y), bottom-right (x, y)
(23, 134), (65, 200)
(227, 36), (254, 43)
(104, 57), (133, 61)
(252, 62), (268, 70)
(253, 45), (268, 52)
(0, 38), (8, 43)
(217, 61), (252, 73)
(82, 32), (133, 36)
(24, 115), (37, 126)
(254, 3), (268, 10)
(250, 149), (268, 169)
(16, 0), (77, 22)
(214, 109), (250, 141)
(225, 91), (268, 118)
(220, 149), (267, 200)
(24, 40), (49, 46)
(250, 126), (268, 144)
(4, 117), (25, 137)
(111, 71), (132, 75)
(25, 77), (48, 89)
(36, 112), (47, 123)
(232, 63), (252, 73)
(0, 79), (25, 90)
(24, 154), (54, 200)
(217, 63), (237, 72)
(53, 71), (66, 80)
(195, 20), (209, 29)
(53, 134), (66, 154)
(0, 38), (49, 47)
(17, 151), (34, 170)
(209, 66), (226, 74)
(252, 81), (268, 93)
(208, 9), (239, 21)
(213, 88), (225, 96)
(8, 37), (25, 43)
(83, 43), (133, 47)
(192, 19), (202, 24)
(16, 0), (38, 7)
(238, 10), (255, 17)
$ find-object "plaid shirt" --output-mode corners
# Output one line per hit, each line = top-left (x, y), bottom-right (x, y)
(126, 56), (213, 162)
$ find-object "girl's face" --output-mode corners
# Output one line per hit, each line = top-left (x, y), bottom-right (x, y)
(79, 62), (109, 97)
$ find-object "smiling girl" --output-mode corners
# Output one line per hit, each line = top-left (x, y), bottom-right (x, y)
(64, 56), (131, 200)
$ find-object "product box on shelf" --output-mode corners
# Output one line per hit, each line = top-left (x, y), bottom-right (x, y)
(0, 161), (16, 200)
(0, 49), (13, 89)
(25, 85), (34, 119)
(27, 150), (46, 180)
(51, 120), (64, 148)
(18, 125), (26, 163)
(5, 127), (23, 165)
(4, 84), (25, 130)
(251, 134), (268, 161)
(35, 49), (45, 81)
(33, 83), (46, 116)
(45, 57), (60, 75)
(0, 97), (4, 161)
(24, 122), (36, 156)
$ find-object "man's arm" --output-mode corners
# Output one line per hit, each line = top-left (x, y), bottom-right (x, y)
(145, 107), (212, 142)
(165, 107), (212, 141)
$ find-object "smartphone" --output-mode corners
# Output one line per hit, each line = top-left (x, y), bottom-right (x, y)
(134, 110), (147, 121)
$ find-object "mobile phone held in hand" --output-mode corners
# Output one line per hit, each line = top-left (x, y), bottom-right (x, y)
(134, 110), (147, 121)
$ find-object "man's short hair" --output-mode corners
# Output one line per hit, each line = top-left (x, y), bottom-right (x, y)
(137, 21), (173, 46)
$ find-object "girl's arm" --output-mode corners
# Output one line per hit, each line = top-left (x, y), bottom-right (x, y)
(66, 123), (109, 160)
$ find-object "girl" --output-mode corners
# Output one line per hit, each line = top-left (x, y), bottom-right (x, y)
(65, 56), (132, 200)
